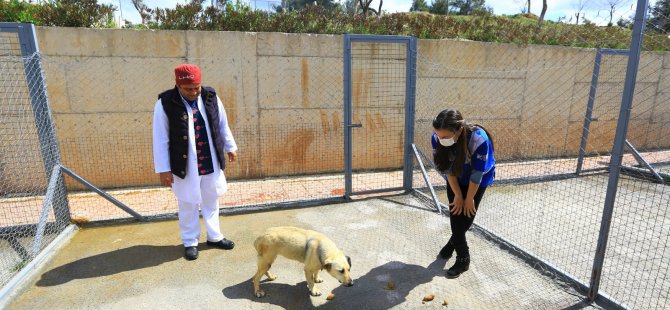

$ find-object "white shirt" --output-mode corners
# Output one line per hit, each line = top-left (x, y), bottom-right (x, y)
(152, 94), (237, 204)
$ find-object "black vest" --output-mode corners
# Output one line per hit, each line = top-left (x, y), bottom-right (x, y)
(158, 86), (227, 179)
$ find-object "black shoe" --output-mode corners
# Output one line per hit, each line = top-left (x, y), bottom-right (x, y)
(207, 238), (235, 250)
(184, 246), (198, 260)
(438, 241), (455, 260)
(446, 257), (470, 278)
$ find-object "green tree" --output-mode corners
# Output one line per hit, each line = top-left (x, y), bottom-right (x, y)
(648, 0), (670, 33)
(450, 0), (488, 15)
(279, 0), (338, 11)
(430, 0), (449, 15)
(357, 0), (383, 16)
(410, 0), (429, 12)
(342, 0), (359, 15)
(617, 17), (632, 29)
(131, 0), (153, 25)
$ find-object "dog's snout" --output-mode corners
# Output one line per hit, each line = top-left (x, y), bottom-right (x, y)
(345, 281), (354, 287)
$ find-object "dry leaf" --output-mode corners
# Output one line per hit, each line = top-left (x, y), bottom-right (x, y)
(70, 216), (90, 225)
(422, 293), (435, 302)
(326, 293), (335, 300)
(384, 281), (396, 290)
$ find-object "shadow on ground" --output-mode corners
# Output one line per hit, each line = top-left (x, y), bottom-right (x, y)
(36, 244), (215, 286)
(222, 258), (449, 308)
(222, 278), (317, 308)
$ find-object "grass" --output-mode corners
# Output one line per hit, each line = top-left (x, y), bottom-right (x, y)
(11, 260), (27, 273)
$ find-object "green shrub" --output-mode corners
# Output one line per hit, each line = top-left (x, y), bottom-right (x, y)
(0, 0), (41, 24)
(2, 0), (669, 51)
(0, 0), (115, 28)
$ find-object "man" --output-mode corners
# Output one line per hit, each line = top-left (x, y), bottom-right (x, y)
(152, 64), (237, 260)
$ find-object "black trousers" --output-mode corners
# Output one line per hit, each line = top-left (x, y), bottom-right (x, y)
(446, 182), (488, 258)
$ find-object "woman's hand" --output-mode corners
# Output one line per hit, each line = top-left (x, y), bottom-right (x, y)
(449, 195), (464, 216)
(463, 198), (476, 218)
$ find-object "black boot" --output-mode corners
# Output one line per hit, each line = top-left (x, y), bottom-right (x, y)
(438, 240), (455, 259)
(446, 257), (470, 278)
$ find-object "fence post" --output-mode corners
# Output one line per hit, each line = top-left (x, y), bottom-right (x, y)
(576, 49), (602, 175)
(16, 23), (71, 225)
(343, 34), (353, 199)
(587, 0), (649, 301)
(403, 37), (417, 192)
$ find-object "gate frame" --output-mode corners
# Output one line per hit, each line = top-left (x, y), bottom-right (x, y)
(576, 48), (666, 183)
(0, 22), (70, 225)
(576, 48), (629, 175)
(343, 34), (417, 199)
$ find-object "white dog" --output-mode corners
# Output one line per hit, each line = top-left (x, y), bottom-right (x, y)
(252, 226), (353, 297)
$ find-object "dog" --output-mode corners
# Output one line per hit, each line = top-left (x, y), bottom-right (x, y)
(252, 226), (353, 297)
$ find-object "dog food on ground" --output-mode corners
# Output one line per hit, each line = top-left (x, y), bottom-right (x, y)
(422, 293), (435, 302)
(326, 293), (335, 300)
(443, 298), (449, 306)
(384, 281), (396, 290)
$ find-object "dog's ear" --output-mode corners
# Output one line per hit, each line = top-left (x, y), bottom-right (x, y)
(346, 256), (351, 269)
(324, 263), (332, 271)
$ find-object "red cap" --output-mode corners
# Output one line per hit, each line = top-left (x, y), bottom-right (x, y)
(174, 64), (202, 85)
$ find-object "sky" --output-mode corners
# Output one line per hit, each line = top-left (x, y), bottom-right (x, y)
(100, 0), (656, 26)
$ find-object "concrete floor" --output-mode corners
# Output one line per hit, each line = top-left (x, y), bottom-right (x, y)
(7, 195), (593, 309)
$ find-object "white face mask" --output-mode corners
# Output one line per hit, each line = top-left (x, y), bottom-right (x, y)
(439, 137), (455, 147)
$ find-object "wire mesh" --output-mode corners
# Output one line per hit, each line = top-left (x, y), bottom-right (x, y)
(412, 39), (608, 306)
(411, 2), (670, 308)
(595, 4), (670, 308)
(30, 33), (352, 222)
(0, 31), (70, 289)
(350, 41), (407, 194)
(1, 2), (669, 306)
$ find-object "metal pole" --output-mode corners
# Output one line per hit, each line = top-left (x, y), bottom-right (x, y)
(343, 34), (353, 199)
(61, 166), (147, 221)
(576, 49), (602, 175)
(624, 139), (664, 183)
(16, 23), (71, 225)
(587, 0), (649, 301)
(412, 144), (442, 213)
(32, 165), (62, 257)
(403, 37), (417, 192)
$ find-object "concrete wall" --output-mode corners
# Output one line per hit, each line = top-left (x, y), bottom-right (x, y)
(21, 27), (670, 190)
(415, 40), (670, 162)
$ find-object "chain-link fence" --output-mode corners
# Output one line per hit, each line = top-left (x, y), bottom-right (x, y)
(412, 1), (669, 308)
(20, 31), (416, 226)
(32, 32), (349, 223)
(345, 36), (415, 197)
(1, 0), (670, 306)
(0, 25), (70, 292)
(596, 2), (670, 307)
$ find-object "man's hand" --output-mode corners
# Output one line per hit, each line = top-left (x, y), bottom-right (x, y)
(227, 151), (238, 162)
(159, 172), (173, 187)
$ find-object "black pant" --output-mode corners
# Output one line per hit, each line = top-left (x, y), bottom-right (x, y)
(446, 182), (488, 258)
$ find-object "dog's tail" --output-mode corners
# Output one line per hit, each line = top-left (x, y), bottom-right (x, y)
(253, 235), (265, 256)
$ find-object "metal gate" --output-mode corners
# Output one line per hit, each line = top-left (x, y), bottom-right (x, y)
(343, 34), (416, 198)
(0, 23), (72, 298)
(576, 48), (665, 183)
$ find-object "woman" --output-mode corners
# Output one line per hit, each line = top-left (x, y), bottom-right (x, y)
(431, 109), (495, 278)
